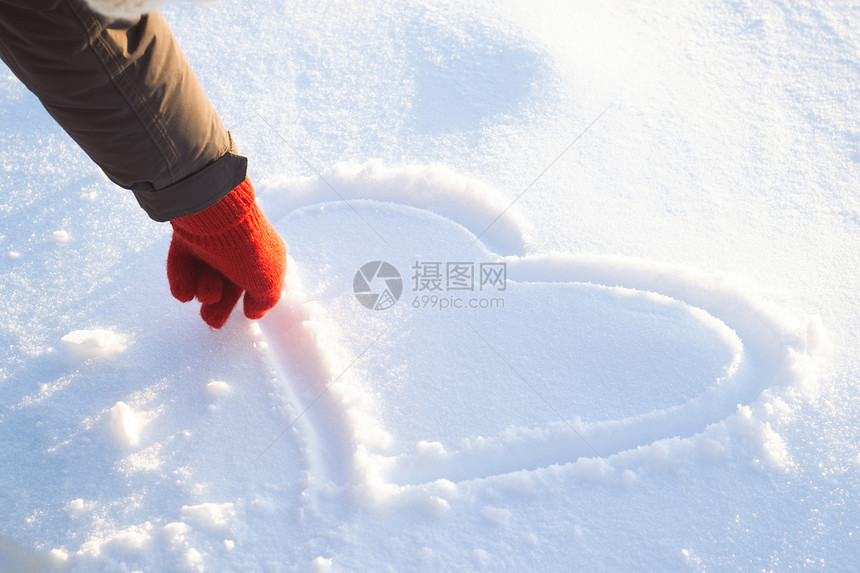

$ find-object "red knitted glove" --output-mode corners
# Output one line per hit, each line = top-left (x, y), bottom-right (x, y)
(167, 178), (286, 328)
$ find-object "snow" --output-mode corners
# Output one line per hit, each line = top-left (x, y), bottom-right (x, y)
(109, 401), (146, 449)
(1, 0), (859, 571)
(61, 329), (127, 362)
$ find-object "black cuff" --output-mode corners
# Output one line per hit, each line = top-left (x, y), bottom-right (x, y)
(132, 152), (248, 222)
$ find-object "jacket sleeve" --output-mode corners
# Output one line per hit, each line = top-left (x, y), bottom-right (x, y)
(0, 0), (244, 221)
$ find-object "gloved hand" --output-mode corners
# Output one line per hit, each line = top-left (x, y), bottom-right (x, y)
(167, 178), (286, 328)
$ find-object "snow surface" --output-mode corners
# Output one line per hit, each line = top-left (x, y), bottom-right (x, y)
(1, 0), (859, 571)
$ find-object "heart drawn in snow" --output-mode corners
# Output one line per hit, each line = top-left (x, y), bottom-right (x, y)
(256, 165), (826, 504)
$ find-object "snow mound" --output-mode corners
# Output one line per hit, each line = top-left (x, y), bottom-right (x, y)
(180, 502), (237, 536)
(109, 401), (145, 448)
(205, 380), (231, 398)
(61, 328), (127, 362)
(311, 556), (333, 572)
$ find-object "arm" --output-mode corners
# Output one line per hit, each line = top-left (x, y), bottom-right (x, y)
(0, 0), (286, 327)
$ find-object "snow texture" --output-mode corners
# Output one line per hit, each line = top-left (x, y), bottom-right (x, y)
(1, 0), (858, 571)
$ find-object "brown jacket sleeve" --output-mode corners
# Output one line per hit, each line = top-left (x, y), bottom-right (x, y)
(0, 0), (246, 221)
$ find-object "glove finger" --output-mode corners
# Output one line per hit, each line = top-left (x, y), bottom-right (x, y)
(200, 280), (243, 329)
(195, 264), (224, 305)
(243, 287), (283, 320)
(243, 234), (287, 320)
(166, 241), (198, 303)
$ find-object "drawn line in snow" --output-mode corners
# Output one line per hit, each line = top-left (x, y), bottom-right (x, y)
(468, 103), (611, 250)
(255, 327), (388, 462)
(469, 325), (603, 458)
(256, 172), (826, 499)
(384, 251), (822, 486)
(263, 247), (803, 490)
(254, 110), (392, 248)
